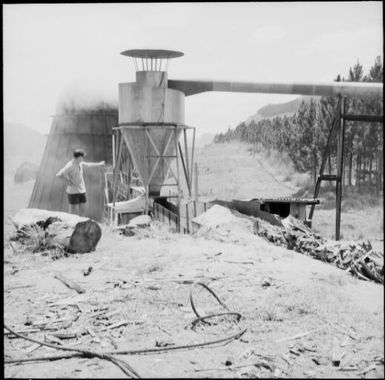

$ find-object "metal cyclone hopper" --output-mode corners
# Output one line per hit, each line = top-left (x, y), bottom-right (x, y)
(118, 49), (185, 196)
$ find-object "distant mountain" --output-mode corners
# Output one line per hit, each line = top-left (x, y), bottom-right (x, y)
(195, 133), (215, 148)
(4, 122), (46, 170)
(246, 96), (317, 124)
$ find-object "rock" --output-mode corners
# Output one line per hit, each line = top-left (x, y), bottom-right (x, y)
(332, 337), (341, 366)
(262, 277), (272, 287)
(24, 316), (33, 326)
(155, 340), (175, 347)
(82, 266), (93, 276)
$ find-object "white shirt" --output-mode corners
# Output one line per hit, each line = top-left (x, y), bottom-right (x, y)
(56, 159), (86, 194)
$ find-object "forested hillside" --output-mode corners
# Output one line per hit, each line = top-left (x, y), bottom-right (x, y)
(246, 96), (316, 124)
(215, 56), (383, 194)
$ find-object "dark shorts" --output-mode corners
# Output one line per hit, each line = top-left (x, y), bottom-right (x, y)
(68, 193), (87, 204)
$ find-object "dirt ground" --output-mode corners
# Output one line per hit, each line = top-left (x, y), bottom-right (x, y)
(4, 142), (384, 378)
(4, 221), (384, 378)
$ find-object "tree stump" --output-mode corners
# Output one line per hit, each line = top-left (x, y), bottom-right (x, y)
(12, 208), (102, 253)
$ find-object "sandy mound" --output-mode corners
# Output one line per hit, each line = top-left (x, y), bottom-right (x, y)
(192, 205), (256, 244)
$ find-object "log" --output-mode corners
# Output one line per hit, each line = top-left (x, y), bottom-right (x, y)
(53, 272), (85, 294)
(275, 328), (320, 343)
(12, 209), (102, 253)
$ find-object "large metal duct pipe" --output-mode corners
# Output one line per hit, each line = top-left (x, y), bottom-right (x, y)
(168, 79), (383, 99)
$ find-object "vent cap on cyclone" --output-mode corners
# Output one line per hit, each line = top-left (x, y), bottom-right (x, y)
(120, 49), (184, 72)
(120, 49), (184, 59)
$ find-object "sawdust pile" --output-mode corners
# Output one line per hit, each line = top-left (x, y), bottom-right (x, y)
(192, 205), (384, 284)
(192, 205), (256, 244)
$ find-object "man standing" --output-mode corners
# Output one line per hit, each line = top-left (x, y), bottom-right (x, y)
(56, 149), (105, 216)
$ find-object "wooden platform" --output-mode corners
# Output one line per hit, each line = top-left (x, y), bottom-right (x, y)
(152, 198), (212, 233)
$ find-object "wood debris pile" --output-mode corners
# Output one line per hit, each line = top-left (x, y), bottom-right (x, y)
(254, 215), (384, 284)
(10, 208), (102, 255)
(9, 223), (68, 259)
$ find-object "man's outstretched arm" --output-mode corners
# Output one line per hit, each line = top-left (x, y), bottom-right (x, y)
(82, 161), (106, 168)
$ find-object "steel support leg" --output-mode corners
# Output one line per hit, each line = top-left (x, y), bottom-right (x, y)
(335, 98), (346, 240)
(176, 128), (181, 232)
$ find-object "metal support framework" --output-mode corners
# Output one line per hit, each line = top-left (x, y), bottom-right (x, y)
(193, 162), (199, 201)
(178, 142), (191, 196)
(111, 123), (196, 222)
(109, 129), (137, 223)
(112, 129), (124, 208)
(174, 127), (181, 232)
(309, 97), (383, 240)
(183, 129), (191, 193)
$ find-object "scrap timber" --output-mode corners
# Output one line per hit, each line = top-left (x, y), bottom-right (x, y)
(254, 215), (384, 284)
(152, 199), (384, 284)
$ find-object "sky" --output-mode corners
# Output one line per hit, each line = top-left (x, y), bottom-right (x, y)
(3, 2), (383, 138)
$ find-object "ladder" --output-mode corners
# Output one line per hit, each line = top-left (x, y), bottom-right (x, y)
(308, 96), (383, 240)
(308, 97), (342, 224)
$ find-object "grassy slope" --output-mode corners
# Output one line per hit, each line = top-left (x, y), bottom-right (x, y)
(195, 142), (304, 201)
